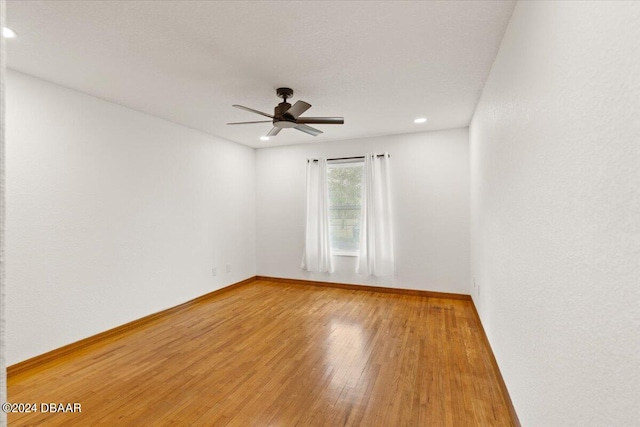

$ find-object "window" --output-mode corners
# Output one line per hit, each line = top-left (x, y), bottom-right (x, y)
(327, 161), (363, 255)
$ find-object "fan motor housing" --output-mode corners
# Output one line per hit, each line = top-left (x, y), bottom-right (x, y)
(274, 102), (297, 128)
(274, 102), (291, 117)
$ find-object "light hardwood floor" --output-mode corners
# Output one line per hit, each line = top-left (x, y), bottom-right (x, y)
(8, 279), (515, 426)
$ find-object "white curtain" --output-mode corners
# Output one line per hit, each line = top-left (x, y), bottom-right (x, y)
(301, 158), (333, 273)
(357, 153), (394, 276)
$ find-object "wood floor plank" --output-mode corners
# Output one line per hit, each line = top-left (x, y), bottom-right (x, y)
(7, 279), (514, 426)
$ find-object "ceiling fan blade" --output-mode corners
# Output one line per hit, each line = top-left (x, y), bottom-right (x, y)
(226, 120), (272, 125)
(233, 104), (274, 118)
(267, 127), (283, 136)
(296, 117), (344, 125)
(294, 123), (323, 136)
(284, 100), (312, 119)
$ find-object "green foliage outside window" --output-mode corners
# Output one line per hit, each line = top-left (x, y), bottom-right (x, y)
(327, 165), (363, 252)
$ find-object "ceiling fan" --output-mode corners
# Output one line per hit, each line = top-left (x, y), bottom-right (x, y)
(227, 87), (344, 137)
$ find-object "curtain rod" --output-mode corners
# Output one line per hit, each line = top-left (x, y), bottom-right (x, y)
(309, 154), (390, 162)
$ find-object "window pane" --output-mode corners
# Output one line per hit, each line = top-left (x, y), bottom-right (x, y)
(327, 163), (363, 252)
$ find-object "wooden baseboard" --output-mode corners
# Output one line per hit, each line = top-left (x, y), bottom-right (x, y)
(469, 300), (521, 427)
(7, 276), (258, 378)
(255, 275), (471, 300)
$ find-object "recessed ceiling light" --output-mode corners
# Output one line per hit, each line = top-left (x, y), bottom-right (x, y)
(414, 117), (427, 124)
(2, 27), (17, 39)
(259, 136), (270, 141)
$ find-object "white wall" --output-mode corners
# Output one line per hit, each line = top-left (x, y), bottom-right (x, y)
(256, 129), (469, 294)
(470, 1), (639, 426)
(5, 71), (256, 365)
(1, 0), (8, 423)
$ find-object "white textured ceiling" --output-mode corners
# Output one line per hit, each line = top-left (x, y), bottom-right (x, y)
(6, 1), (515, 148)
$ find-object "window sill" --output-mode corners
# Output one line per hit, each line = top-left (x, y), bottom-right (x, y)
(331, 251), (359, 257)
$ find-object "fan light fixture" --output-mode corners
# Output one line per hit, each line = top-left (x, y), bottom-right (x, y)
(414, 117), (427, 124)
(2, 27), (17, 39)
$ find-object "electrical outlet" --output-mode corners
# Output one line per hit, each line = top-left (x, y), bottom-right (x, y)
(212, 267), (217, 276)
(226, 264), (231, 273)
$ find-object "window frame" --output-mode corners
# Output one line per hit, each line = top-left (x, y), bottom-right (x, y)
(326, 159), (364, 257)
